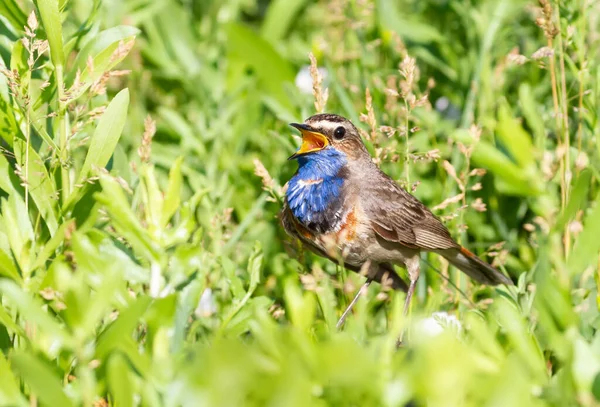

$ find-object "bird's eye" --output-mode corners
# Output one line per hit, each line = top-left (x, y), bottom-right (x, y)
(333, 126), (346, 140)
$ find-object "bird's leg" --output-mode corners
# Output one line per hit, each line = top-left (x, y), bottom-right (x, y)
(336, 279), (372, 329)
(398, 256), (421, 346)
(403, 256), (421, 315)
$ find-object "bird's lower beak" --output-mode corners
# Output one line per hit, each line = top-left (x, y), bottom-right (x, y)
(288, 123), (329, 160)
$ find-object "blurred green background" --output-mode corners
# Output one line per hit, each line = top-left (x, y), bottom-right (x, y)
(0, 0), (599, 405)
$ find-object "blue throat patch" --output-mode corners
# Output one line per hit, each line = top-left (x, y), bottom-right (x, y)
(286, 147), (347, 232)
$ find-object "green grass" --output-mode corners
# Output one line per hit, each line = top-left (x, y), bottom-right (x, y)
(0, 0), (599, 405)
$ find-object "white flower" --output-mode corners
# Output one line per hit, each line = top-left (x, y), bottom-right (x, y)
(195, 288), (217, 318)
(384, 378), (411, 407)
(434, 96), (449, 112)
(415, 311), (462, 337)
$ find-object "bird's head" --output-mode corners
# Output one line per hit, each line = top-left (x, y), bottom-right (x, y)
(288, 114), (369, 162)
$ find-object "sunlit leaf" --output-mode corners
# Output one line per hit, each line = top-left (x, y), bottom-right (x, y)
(31, 219), (75, 270)
(0, 280), (73, 348)
(37, 0), (65, 66)
(0, 352), (25, 406)
(377, 0), (445, 43)
(495, 102), (535, 169)
(261, 0), (308, 43)
(568, 192), (600, 276)
(0, 194), (34, 272)
(75, 88), (129, 187)
(13, 139), (59, 234)
(0, 0), (27, 33)
(107, 353), (134, 407)
(96, 295), (151, 360)
(66, 26), (139, 98)
(554, 169), (592, 232)
(10, 351), (74, 407)
(226, 23), (295, 113)
(161, 156), (184, 228)
(95, 174), (159, 262)
(470, 141), (540, 196)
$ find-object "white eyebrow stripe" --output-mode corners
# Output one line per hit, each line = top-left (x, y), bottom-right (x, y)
(306, 120), (343, 133)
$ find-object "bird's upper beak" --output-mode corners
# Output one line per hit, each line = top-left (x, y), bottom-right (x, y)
(288, 123), (329, 160)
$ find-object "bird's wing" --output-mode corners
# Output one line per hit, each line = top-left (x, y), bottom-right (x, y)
(363, 174), (459, 251)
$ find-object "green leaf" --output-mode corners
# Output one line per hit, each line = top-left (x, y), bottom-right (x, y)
(96, 295), (151, 360)
(226, 23), (295, 112)
(37, 0), (65, 66)
(284, 277), (316, 332)
(68, 232), (127, 339)
(218, 242), (263, 334)
(38, 257), (72, 295)
(71, 25), (139, 74)
(148, 4), (201, 77)
(161, 156), (184, 228)
(141, 165), (163, 233)
(261, 0), (308, 43)
(95, 174), (159, 262)
(247, 241), (263, 294)
(0, 247), (21, 282)
(31, 219), (75, 270)
(0, 0), (27, 33)
(171, 279), (204, 354)
(10, 38), (28, 83)
(494, 298), (546, 382)
(0, 352), (26, 407)
(568, 192), (600, 276)
(554, 169), (592, 232)
(572, 334), (600, 393)
(471, 141), (540, 196)
(376, 0), (445, 44)
(107, 353), (134, 407)
(10, 351), (74, 407)
(0, 280), (73, 348)
(593, 372), (600, 402)
(518, 84), (545, 149)
(412, 47), (458, 81)
(0, 302), (25, 337)
(495, 102), (535, 169)
(0, 152), (18, 196)
(70, 183), (101, 229)
(223, 296), (272, 338)
(157, 107), (206, 156)
(30, 119), (59, 151)
(66, 26), (138, 98)
(75, 88), (129, 187)
(0, 79), (21, 148)
(0, 194), (34, 272)
(145, 295), (177, 334)
(115, 338), (152, 377)
(13, 138), (59, 234)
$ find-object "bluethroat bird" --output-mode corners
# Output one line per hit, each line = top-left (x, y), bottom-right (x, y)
(281, 114), (513, 327)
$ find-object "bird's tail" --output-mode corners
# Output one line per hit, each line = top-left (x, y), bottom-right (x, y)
(440, 247), (512, 286)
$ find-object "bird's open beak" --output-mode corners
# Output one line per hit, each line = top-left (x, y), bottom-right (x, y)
(288, 123), (329, 160)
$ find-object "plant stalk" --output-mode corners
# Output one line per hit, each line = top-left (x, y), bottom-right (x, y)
(55, 64), (70, 207)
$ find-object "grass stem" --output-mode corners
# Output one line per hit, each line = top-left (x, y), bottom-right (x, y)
(55, 64), (70, 207)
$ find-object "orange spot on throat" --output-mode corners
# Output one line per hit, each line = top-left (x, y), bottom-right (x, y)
(292, 215), (314, 239)
(337, 207), (358, 241)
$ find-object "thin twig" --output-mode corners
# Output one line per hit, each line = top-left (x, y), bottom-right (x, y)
(555, 2), (571, 259)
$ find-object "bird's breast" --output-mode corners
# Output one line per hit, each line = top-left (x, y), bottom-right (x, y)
(286, 173), (346, 233)
(284, 199), (369, 267)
